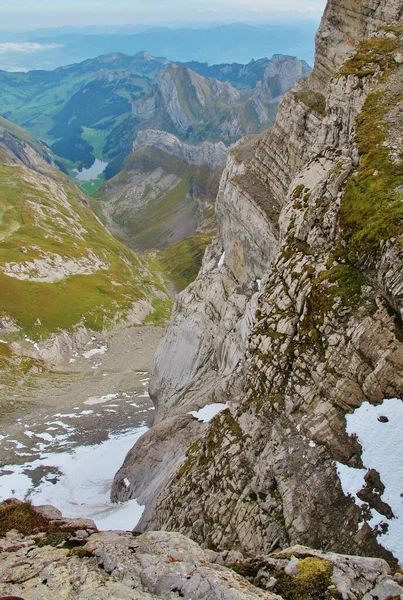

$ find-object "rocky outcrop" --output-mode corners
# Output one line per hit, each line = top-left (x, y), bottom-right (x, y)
(255, 55), (312, 101)
(2, 501), (403, 600)
(0, 117), (53, 176)
(112, 0), (403, 564)
(132, 129), (230, 170)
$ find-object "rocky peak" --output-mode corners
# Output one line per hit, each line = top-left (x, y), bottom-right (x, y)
(132, 129), (230, 169)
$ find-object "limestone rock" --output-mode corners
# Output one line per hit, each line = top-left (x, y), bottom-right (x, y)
(132, 129), (230, 170)
(111, 0), (403, 564)
(1, 514), (403, 600)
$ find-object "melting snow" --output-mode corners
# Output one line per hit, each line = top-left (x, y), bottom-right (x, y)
(34, 432), (54, 442)
(188, 403), (228, 423)
(218, 251), (225, 267)
(84, 394), (119, 406)
(256, 279), (262, 292)
(82, 346), (107, 359)
(336, 398), (403, 562)
(0, 427), (147, 530)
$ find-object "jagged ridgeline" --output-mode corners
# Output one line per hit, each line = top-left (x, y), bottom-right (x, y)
(111, 0), (403, 566)
(0, 116), (171, 373)
(0, 53), (310, 182)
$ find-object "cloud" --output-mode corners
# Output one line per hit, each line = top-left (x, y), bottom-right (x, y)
(0, 65), (29, 72)
(0, 43), (63, 54)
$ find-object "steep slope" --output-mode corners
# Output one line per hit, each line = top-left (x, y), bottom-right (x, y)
(0, 117), (170, 373)
(112, 0), (403, 564)
(132, 64), (278, 145)
(0, 115), (53, 173)
(98, 129), (225, 250)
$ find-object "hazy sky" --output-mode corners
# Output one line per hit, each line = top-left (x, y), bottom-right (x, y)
(0, 0), (327, 29)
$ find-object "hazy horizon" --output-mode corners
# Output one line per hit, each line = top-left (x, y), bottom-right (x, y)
(0, 0), (327, 30)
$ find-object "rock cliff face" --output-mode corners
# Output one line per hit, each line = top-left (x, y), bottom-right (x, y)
(132, 129), (230, 170)
(113, 0), (403, 563)
(132, 63), (281, 145)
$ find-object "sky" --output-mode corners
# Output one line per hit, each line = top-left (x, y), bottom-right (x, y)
(0, 0), (327, 29)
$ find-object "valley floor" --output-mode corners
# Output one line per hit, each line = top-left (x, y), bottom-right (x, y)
(0, 324), (163, 528)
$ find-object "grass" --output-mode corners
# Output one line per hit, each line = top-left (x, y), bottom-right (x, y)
(116, 178), (192, 249)
(338, 34), (403, 78)
(157, 232), (214, 292)
(0, 160), (170, 340)
(79, 176), (105, 196)
(144, 296), (174, 325)
(340, 90), (403, 261)
(99, 146), (221, 252)
(0, 501), (50, 536)
(295, 91), (326, 117)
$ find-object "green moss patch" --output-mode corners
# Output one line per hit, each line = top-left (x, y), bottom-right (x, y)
(295, 91), (326, 117)
(340, 89), (403, 261)
(157, 233), (214, 292)
(275, 557), (334, 600)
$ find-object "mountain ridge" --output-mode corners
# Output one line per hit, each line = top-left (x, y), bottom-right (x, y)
(0, 115), (171, 385)
(0, 51), (310, 178)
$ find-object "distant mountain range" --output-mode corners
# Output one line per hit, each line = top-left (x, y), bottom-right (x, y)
(0, 22), (318, 71)
(0, 51), (311, 180)
(0, 49), (311, 295)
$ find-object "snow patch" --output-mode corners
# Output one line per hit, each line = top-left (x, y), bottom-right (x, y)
(82, 346), (107, 359)
(84, 393), (118, 406)
(336, 398), (403, 562)
(0, 427), (147, 531)
(218, 251), (225, 267)
(188, 403), (228, 423)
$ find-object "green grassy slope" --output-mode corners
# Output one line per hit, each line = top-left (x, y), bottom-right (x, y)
(98, 147), (220, 251)
(0, 141), (171, 344)
(156, 233), (215, 293)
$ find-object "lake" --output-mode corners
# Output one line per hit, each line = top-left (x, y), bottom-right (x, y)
(75, 159), (108, 182)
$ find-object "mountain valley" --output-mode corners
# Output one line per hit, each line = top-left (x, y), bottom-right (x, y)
(1, 0), (403, 598)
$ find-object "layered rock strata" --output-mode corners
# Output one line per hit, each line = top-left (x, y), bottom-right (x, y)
(113, 0), (403, 563)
